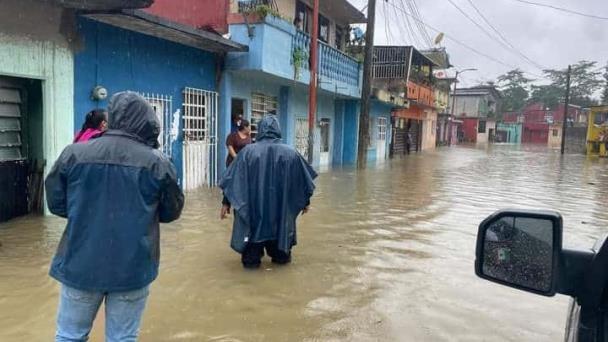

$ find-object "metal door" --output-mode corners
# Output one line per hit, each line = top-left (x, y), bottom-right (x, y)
(182, 87), (218, 191)
(295, 117), (309, 159)
(0, 80), (27, 222)
(377, 117), (387, 161)
(319, 118), (330, 166)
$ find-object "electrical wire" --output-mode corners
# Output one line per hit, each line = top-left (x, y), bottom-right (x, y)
(397, 0), (429, 47)
(410, 0), (435, 45)
(445, 0), (546, 73)
(391, 0), (414, 44)
(404, 0), (433, 47)
(464, 0), (546, 70)
(385, 0), (547, 79)
(505, 0), (608, 20)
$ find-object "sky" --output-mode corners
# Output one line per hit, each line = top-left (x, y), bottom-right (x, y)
(347, 0), (608, 88)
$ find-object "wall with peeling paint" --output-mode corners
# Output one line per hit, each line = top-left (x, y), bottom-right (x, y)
(0, 0), (75, 190)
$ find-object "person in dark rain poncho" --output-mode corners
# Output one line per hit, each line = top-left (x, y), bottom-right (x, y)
(220, 115), (317, 269)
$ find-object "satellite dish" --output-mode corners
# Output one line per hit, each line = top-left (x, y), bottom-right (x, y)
(434, 33), (444, 45)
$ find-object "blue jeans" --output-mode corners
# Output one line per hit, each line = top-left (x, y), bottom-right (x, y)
(56, 284), (149, 342)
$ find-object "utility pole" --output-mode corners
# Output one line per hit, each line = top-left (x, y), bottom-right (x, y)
(307, 0), (320, 165)
(448, 68), (476, 146)
(357, 0), (377, 169)
(448, 70), (460, 147)
(561, 65), (572, 155)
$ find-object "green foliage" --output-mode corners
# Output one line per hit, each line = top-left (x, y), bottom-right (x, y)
(250, 4), (282, 20)
(531, 60), (603, 108)
(497, 61), (603, 110)
(292, 47), (308, 80)
(497, 69), (532, 112)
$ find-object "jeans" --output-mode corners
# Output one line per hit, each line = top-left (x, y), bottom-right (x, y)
(56, 284), (149, 342)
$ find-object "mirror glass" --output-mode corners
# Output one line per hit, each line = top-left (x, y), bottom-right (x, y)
(482, 216), (554, 292)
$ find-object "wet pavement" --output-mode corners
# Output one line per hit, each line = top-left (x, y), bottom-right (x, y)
(1, 144), (608, 341)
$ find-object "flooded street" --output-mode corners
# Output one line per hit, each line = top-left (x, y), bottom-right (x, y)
(2, 145), (608, 341)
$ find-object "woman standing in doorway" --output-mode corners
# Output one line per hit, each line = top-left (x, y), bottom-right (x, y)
(226, 119), (252, 167)
(74, 109), (108, 143)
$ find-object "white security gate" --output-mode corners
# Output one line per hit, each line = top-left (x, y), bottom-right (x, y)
(377, 117), (387, 161)
(295, 117), (309, 159)
(319, 118), (330, 166)
(140, 93), (172, 157)
(182, 87), (218, 191)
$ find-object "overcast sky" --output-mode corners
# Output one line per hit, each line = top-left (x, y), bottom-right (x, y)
(348, 0), (608, 87)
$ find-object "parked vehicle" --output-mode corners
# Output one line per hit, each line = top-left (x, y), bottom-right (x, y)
(475, 210), (608, 342)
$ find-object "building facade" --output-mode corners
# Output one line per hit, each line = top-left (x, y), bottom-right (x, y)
(449, 86), (501, 144)
(375, 46), (438, 157)
(73, 10), (244, 191)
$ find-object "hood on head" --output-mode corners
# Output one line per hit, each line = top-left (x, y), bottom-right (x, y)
(256, 114), (282, 141)
(108, 91), (160, 148)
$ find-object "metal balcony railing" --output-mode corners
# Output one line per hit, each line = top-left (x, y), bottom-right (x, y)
(293, 30), (360, 87)
(237, 0), (278, 13)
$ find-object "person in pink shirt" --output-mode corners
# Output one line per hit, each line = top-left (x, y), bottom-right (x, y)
(74, 109), (108, 143)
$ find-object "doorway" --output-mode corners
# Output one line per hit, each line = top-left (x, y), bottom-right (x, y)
(0, 76), (43, 222)
(231, 98), (245, 133)
(319, 118), (331, 167)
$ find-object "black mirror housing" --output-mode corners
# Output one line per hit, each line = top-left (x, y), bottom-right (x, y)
(475, 209), (563, 296)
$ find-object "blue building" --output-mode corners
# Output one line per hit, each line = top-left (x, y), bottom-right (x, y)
(219, 2), (371, 171)
(496, 122), (522, 144)
(73, 10), (245, 190)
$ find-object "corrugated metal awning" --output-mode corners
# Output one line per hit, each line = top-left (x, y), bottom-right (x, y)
(48, 0), (153, 10)
(84, 10), (248, 53)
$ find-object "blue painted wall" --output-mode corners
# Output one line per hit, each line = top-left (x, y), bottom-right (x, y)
(226, 17), (361, 99)
(74, 17), (218, 184)
(342, 100), (360, 165)
(367, 100), (393, 163)
(496, 122), (522, 143)
(218, 72), (354, 173)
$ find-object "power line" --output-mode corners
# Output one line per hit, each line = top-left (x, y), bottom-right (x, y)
(382, 0), (396, 44)
(398, 0), (431, 47)
(391, 0), (415, 44)
(397, 0), (426, 47)
(445, 0), (545, 72)
(385, 0), (547, 79)
(464, 0), (546, 70)
(505, 0), (608, 20)
(409, 0), (434, 45)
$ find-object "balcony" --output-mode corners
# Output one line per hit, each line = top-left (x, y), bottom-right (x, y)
(407, 81), (434, 108)
(226, 14), (362, 98)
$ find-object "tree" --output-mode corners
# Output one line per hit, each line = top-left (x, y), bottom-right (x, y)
(497, 69), (532, 112)
(530, 60), (602, 108)
(602, 61), (608, 104)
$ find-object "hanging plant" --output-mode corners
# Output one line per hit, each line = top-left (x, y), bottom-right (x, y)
(292, 47), (308, 80)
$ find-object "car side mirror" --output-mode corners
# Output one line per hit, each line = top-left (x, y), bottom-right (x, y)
(475, 210), (563, 296)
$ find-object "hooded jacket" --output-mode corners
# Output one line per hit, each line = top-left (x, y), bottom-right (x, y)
(219, 115), (317, 253)
(45, 91), (184, 292)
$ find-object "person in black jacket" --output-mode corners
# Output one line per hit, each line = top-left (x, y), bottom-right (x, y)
(45, 91), (184, 341)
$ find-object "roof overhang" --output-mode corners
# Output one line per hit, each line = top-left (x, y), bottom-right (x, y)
(48, 0), (153, 10)
(83, 9), (247, 53)
(300, 0), (366, 25)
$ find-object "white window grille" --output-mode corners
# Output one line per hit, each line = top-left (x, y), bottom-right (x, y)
(140, 93), (172, 157)
(182, 87), (219, 190)
(378, 117), (388, 141)
(251, 92), (278, 139)
(295, 117), (309, 158)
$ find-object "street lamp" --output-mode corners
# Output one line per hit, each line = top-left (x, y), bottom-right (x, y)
(448, 68), (477, 146)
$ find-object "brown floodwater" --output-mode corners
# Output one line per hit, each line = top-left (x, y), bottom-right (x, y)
(1, 145), (608, 341)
